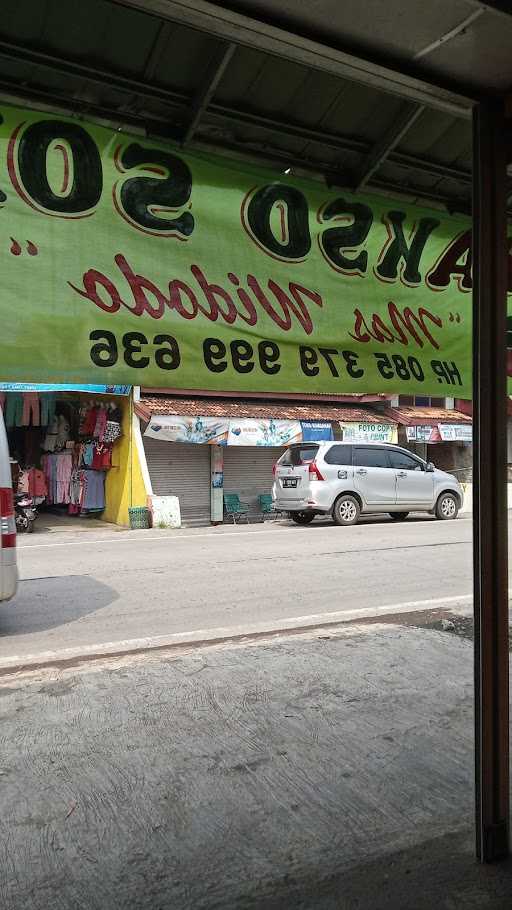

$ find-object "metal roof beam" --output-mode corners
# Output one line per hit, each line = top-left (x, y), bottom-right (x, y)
(354, 103), (425, 191)
(0, 38), (186, 109)
(207, 102), (472, 185)
(112, 0), (475, 118)
(0, 35), (471, 187)
(182, 42), (235, 145)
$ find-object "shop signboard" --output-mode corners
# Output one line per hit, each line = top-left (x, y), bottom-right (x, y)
(144, 416), (229, 445)
(300, 421), (333, 441)
(0, 382), (130, 395)
(438, 423), (472, 442)
(406, 425), (435, 442)
(227, 419), (302, 447)
(0, 103), (493, 397)
(340, 422), (397, 444)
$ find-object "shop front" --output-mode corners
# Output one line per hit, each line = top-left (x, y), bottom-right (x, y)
(0, 383), (147, 529)
(136, 395), (397, 525)
(385, 406), (473, 483)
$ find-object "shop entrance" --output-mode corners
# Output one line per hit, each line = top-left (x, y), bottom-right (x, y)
(1, 388), (124, 532)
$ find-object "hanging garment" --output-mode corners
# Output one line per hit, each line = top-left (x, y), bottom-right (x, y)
(55, 414), (71, 451)
(43, 417), (59, 452)
(94, 407), (108, 441)
(5, 394), (24, 428)
(82, 470), (105, 511)
(29, 468), (47, 498)
(81, 442), (95, 467)
(56, 451), (73, 504)
(104, 421), (122, 444)
(21, 393), (40, 427)
(81, 407), (98, 437)
(92, 443), (112, 470)
(41, 454), (56, 503)
(40, 393), (57, 427)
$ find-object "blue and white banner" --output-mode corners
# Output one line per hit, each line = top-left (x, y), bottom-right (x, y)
(300, 420), (333, 442)
(0, 382), (131, 395)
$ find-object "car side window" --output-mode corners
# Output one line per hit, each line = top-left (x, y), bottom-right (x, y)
(354, 447), (391, 468)
(324, 445), (352, 466)
(389, 450), (424, 471)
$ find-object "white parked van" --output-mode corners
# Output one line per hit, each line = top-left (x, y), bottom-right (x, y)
(0, 407), (17, 601)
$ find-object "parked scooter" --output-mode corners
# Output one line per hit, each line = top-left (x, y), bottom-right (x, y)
(15, 492), (37, 533)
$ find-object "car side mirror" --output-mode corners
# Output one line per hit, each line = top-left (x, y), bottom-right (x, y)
(426, 462), (435, 473)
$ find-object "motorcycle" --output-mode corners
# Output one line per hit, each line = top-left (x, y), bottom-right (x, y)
(15, 492), (37, 533)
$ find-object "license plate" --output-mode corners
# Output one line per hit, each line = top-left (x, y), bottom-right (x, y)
(282, 478), (298, 488)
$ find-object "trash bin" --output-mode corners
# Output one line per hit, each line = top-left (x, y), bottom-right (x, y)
(128, 507), (151, 530)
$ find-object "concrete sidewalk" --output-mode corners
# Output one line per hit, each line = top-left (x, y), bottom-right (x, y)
(2, 618), (512, 909)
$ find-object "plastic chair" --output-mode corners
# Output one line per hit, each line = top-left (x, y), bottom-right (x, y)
(258, 493), (276, 520)
(223, 492), (250, 523)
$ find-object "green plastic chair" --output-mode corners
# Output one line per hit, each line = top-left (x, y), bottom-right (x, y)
(258, 493), (275, 520)
(223, 492), (250, 523)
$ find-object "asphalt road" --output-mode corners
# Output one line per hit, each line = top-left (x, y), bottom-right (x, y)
(0, 513), (478, 666)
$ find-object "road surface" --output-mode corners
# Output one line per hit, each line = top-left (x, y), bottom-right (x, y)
(0, 513), (479, 666)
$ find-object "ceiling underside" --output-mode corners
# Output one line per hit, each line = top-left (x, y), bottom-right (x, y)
(1, 0), (512, 213)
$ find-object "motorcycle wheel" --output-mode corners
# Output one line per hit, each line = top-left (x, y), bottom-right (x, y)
(16, 518), (28, 532)
(27, 521), (35, 533)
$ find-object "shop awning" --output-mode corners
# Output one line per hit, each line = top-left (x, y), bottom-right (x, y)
(384, 406), (472, 444)
(383, 406), (472, 427)
(137, 395), (397, 425)
(138, 396), (398, 446)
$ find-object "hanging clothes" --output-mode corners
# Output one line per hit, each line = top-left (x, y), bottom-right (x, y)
(40, 393), (57, 427)
(81, 470), (105, 511)
(5, 394), (24, 428)
(56, 451), (73, 503)
(21, 393), (40, 427)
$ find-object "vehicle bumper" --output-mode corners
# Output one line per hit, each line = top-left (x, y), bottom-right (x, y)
(273, 497), (327, 514)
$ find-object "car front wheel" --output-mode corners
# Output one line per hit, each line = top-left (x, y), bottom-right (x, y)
(435, 492), (459, 520)
(290, 511), (315, 525)
(333, 495), (360, 527)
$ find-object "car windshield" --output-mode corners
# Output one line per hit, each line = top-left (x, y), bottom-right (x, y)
(280, 445), (319, 466)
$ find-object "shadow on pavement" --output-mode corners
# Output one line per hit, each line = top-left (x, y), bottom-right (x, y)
(254, 827), (512, 910)
(0, 575), (117, 636)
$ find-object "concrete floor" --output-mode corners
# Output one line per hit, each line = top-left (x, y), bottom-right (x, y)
(2, 621), (512, 910)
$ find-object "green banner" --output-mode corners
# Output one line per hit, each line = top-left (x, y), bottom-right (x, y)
(0, 103), (487, 396)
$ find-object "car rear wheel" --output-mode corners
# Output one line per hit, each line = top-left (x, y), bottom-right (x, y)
(333, 495), (360, 527)
(389, 512), (409, 521)
(290, 511), (315, 525)
(435, 492), (459, 520)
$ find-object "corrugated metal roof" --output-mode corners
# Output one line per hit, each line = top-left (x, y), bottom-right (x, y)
(384, 406), (472, 426)
(138, 395), (397, 423)
(0, 0), (495, 212)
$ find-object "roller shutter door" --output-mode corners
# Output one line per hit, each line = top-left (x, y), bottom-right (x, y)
(223, 447), (285, 520)
(143, 437), (211, 525)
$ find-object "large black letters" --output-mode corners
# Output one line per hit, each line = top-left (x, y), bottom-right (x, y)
(17, 120), (102, 214)
(376, 211), (440, 284)
(119, 143), (194, 236)
(319, 198), (373, 273)
(246, 184), (310, 260)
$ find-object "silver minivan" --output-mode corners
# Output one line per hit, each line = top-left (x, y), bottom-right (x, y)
(272, 441), (464, 526)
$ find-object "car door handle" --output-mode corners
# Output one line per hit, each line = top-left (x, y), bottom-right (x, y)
(356, 469), (367, 475)
(397, 471), (407, 478)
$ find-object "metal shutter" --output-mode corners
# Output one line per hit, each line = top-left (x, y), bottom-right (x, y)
(143, 437), (211, 526)
(223, 447), (285, 520)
